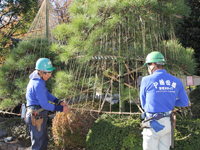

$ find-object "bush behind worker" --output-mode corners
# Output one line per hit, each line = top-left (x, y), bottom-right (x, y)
(25, 58), (70, 150)
(140, 51), (189, 150)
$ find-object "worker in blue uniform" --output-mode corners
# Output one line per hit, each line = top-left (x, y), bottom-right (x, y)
(140, 51), (189, 150)
(25, 58), (70, 150)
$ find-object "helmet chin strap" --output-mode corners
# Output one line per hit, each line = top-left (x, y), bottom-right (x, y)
(38, 70), (44, 79)
(148, 65), (155, 75)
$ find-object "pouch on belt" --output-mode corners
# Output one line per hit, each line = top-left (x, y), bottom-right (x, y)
(31, 110), (43, 131)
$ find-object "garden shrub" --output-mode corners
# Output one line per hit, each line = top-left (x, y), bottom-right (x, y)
(188, 85), (200, 118)
(0, 112), (199, 150)
(173, 118), (200, 150)
(52, 110), (98, 149)
(86, 113), (143, 150)
(86, 114), (200, 150)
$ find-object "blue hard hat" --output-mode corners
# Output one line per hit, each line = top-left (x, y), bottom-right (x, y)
(35, 58), (55, 71)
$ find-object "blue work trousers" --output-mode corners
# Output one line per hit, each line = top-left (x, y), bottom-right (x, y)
(25, 105), (49, 150)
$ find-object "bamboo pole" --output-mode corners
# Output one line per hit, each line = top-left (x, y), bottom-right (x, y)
(103, 73), (133, 88)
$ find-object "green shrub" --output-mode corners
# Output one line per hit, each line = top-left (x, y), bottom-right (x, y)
(173, 118), (200, 150)
(86, 114), (143, 150)
(86, 114), (200, 150)
(188, 85), (200, 118)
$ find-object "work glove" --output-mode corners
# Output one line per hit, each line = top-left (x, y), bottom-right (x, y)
(150, 119), (165, 132)
(153, 113), (163, 120)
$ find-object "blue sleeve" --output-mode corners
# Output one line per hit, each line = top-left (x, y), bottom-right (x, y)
(46, 91), (62, 104)
(140, 78), (146, 109)
(35, 84), (63, 112)
(47, 91), (57, 102)
(175, 82), (189, 107)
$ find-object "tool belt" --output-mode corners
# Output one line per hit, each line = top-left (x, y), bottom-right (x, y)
(27, 107), (44, 113)
(28, 108), (44, 131)
(141, 112), (175, 148)
(145, 111), (171, 118)
(141, 111), (171, 128)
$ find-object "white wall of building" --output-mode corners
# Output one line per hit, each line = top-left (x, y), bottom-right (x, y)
(179, 75), (200, 88)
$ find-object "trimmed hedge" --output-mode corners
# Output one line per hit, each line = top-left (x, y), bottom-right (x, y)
(173, 118), (200, 150)
(188, 85), (200, 119)
(86, 114), (200, 150)
(86, 114), (143, 150)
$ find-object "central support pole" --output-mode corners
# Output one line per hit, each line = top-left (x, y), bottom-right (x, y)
(119, 24), (125, 112)
(46, 0), (49, 39)
(119, 62), (125, 112)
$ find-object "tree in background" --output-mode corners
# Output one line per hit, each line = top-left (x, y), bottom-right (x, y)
(0, 0), (71, 111)
(175, 0), (200, 75)
(52, 0), (73, 23)
(0, 38), (60, 111)
(0, 0), (72, 65)
(0, 0), (39, 64)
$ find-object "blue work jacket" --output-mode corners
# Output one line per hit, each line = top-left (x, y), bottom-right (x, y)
(140, 69), (189, 113)
(26, 70), (63, 112)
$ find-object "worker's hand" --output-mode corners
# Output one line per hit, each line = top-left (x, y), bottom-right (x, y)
(63, 106), (70, 114)
(60, 101), (68, 107)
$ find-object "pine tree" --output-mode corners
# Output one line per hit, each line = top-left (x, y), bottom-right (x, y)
(51, 0), (196, 111)
(0, 38), (61, 110)
(175, 0), (200, 75)
(0, 0), (197, 112)
(0, 0), (69, 111)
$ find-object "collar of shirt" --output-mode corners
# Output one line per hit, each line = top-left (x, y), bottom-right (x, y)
(153, 69), (167, 74)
